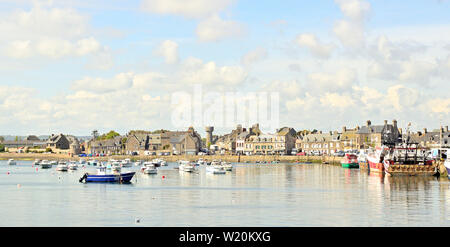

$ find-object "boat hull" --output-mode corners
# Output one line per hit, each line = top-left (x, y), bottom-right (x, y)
(367, 159), (384, 173)
(85, 172), (135, 183)
(384, 162), (437, 176)
(341, 163), (359, 168)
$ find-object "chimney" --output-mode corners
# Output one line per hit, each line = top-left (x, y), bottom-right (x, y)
(366, 120), (371, 127)
(423, 128), (427, 134)
(393, 119), (398, 128)
(384, 120), (388, 126)
(342, 127), (347, 133)
(446, 126), (449, 132)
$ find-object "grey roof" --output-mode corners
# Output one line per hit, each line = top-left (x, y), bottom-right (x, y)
(302, 133), (333, 143)
(170, 134), (187, 144)
(357, 125), (386, 134)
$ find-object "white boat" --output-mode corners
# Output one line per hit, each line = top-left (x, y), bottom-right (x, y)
(197, 158), (207, 166)
(68, 161), (78, 170)
(79, 159), (86, 165)
(56, 161), (69, 171)
(7, 159), (16, 166)
(160, 160), (167, 166)
(134, 160), (142, 166)
(109, 161), (122, 172)
(141, 162), (158, 174)
(88, 160), (99, 166)
(210, 160), (221, 166)
(206, 165), (226, 174)
(221, 162), (233, 171)
(178, 160), (196, 172)
(121, 159), (133, 167)
(32, 159), (41, 166)
(50, 160), (58, 166)
(40, 160), (52, 169)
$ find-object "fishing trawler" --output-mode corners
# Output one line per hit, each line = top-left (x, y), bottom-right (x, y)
(341, 153), (359, 168)
(380, 123), (437, 176)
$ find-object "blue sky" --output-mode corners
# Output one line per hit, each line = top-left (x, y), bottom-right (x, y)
(0, 0), (450, 136)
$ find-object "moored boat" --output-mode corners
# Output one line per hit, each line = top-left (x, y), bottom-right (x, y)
(79, 166), (135, 183)
(383, 143), (436, 176)
(366, 147), (386, 173)
(206, 165), (226, 174)
(141, 162), (157, 174)
(341, 154), (359, 168)
(68, 161), (78, 170)
(56, 161), (69, 171)
(221, 162), (233, 171)
(7, 159), (16, 166)
(40, 160), (52, 169)
(178, 160), (196, 172)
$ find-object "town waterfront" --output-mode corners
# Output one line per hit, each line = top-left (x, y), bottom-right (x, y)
(2, 160), (450, 227)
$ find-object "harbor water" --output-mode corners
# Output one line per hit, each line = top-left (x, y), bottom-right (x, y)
(1, 160), (450, 227)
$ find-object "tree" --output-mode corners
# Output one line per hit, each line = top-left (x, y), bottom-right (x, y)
(92, 130), (99, 140)
(98, 130), (120, 140)
(0, 136), (4, 142)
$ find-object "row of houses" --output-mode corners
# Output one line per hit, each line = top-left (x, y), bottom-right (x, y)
(2, 120), (449, 156)
(297, 120), (450, 155)
(1, 134), (83, 155)
(210, 124), (298, 155)
(88, 127), (203, 155)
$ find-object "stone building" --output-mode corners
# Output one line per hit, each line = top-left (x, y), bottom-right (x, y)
(47, 134), (70, 150)
(170, 127), (202, 155)
(89, 136), (124, 155)
(356, 120), (401, 149)
(298, 131), (341, 155)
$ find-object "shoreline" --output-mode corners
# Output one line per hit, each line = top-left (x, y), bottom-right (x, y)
(0, 152), (344, 165)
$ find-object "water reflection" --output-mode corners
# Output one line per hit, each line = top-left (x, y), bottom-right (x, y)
(2, 161), (450, 226)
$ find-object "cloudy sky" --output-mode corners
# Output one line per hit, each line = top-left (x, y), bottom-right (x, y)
(1, 0), (450, 136)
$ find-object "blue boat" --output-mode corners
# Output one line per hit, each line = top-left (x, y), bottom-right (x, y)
(79, 166), (135, 183)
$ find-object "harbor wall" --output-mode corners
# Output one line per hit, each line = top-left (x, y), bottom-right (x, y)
(0, 152), (344, 165)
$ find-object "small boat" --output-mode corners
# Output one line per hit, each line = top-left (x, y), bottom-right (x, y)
(358, 150), (368, 170)
(68, 161), (78, 170)
(444, 155), (450, 178)
(160, 160), (167, 166)
(56, 161), (69, 171)
(108, 161), (122, 172)
(79, 166), (135, 183)
(121, 159), (133, 167)
(32, 159), (41, 166)
(197, 158), (207, 166)
(206, 165), (226, 174)
(134, 160), (142, 166)
(50, 160), (58, 166)
(40, 160), (53, 169)
(141, 162), (157, 174)
(88, 160), (99, 166)
(79, 159), (86, 165)
(178, 160), (196, 172)
(221, 162), (233, 171)
(341, 154), (359, 168)
(151, 159), (164, 167)
(7, 159), (16, 166)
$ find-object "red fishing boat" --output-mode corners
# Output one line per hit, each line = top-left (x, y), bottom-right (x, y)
(366, 146), (387, 173)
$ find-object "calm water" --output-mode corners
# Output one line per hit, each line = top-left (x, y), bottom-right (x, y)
(1, 160), (450, 227)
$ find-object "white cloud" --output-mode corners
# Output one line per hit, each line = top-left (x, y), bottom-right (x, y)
(154, 40), (179, 64)
(320, 92), (356, 109)
(71, 72), (135, 93)
(308, 68), (357, 92)
(140, 0), (234, 19)
(241, 47), (268, 66)
(335, 0), (371, 21)
(196, 15), (245, 42)
(296, 33), (334, 59)
(333, 0), (371, 48)
(333, 19), (365, 48)
(0, 5), (109, 60)
(179, 57), (247, 86)
(427, 98), (450, 114)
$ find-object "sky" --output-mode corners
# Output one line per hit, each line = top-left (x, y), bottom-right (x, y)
(1, 0), (450, 137)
